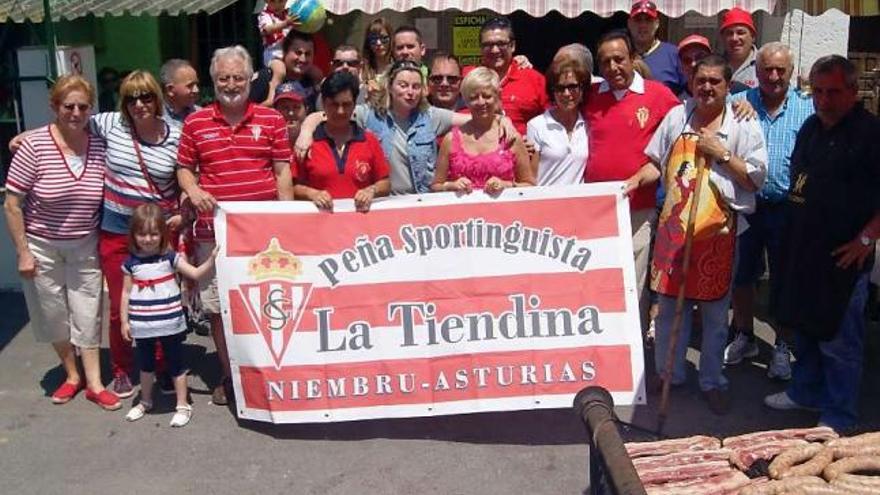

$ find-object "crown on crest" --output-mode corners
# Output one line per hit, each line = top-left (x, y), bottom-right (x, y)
(247, 238), (302, 281)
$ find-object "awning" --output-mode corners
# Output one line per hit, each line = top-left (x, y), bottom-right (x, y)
(324, 0), (778, 18)
(790, 0), (879, 15)
(0, 0), (239, 23)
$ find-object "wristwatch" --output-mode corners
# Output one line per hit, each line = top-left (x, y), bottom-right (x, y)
(719, 150), (732, 164)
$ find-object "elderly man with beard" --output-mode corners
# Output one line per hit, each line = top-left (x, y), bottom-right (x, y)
(177, 46), (294, 405)
(726, 42), (814, 381)
(644, 54), (767, 414)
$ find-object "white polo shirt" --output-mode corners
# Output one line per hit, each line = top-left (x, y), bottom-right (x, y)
(527, 109), (589, 186)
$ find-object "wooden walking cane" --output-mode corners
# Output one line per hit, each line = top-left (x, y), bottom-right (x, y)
(656, 151), (709, 435)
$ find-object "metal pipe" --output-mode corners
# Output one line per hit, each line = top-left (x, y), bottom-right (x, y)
(42, 0), (58, 80)
(574, 386), (647, 495)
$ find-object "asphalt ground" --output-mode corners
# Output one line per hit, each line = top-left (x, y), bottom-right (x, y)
(1, 290), (878, 495)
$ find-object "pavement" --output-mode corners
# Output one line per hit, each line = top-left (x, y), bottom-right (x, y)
(0, 290), (878, 495)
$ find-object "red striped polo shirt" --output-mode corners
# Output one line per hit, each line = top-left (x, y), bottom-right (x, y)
(177, 102), (291, 240)
(6, 126), (105, 240)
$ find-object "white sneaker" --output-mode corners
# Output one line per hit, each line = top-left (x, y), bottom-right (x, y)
(764, 391), (819, 411)
(767, 343), (793, 380)
(170, 404), (192, 427)
(724, 333), (759, 364)
(124, 401), (152, 422)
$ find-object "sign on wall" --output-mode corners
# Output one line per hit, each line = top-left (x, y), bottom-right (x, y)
(452, 14), (488, 66)
(216, 184), (646, 423)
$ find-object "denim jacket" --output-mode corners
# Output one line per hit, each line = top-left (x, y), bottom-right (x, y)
(363, 107), (439, 194)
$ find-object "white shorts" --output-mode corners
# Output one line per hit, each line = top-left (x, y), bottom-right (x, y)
(21, 232), (103, 347)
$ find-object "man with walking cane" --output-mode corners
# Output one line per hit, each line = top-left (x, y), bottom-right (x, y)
(628, 55), (767, 415)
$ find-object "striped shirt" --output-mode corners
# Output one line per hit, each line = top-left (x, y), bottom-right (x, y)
(123, 252), (186, 338)
(6, 126), (105, 240)
(91, 112), (181, 234)
(731, 87), (814, 202)
(177, 102), (290, 241)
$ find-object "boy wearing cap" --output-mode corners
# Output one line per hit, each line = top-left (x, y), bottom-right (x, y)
(273, 82), (309, 144)
(628, 0), (687, 95)
(720, 7), (759, 94)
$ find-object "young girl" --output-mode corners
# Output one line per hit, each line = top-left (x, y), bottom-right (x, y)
(121, 203), (217, 427)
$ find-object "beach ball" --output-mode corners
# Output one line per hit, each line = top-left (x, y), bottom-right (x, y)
(287, 0), (327, 33)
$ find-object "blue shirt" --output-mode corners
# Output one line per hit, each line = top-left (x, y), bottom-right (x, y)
(643, 41), (687, 96)
(731, 86), (814, 202)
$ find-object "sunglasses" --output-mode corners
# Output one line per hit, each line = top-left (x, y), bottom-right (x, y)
(61, 103), (91, 112)
(124, 93), (156, 105)
(367, 34), (391, 45)
(332, 59), (362, 68)
(428, 74), (461, 85)
(554, 83), (582, 93)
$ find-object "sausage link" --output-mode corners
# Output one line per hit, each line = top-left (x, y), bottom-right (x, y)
(771, 444), (825, 479)
(823, 455), (880, 481)
(783, 447), (834, 479)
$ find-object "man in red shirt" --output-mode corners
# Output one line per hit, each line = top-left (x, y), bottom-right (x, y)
(583, 30), (680, 328)
(294, 72), (390, 211)
(177, 45), (294, 405)
(469, 16), (547, 135)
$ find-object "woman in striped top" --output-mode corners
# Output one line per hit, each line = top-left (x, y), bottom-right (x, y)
(3, 75), (120, 411)
(121, 204), (217, 427)
(91, 71), (184, 399)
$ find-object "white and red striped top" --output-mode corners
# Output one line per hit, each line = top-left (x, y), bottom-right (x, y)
(177, 102), (290, 241)
(6, 126), (106, 240)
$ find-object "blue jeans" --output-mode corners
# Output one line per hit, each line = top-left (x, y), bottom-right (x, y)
(734, 201), (785, 289)
(654, 290), (732, 392)
(787, 274), (868, 430)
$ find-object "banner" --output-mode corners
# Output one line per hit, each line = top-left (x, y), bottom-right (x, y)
(215, 184), (645, 423)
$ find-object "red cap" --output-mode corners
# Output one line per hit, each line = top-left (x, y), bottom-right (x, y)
(719, 8), (756, 35)
(678, 34), (711, 52)
(630, 0), (659, 19)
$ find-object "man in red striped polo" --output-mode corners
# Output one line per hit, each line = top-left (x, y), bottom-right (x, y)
(177, 45), (294, 406)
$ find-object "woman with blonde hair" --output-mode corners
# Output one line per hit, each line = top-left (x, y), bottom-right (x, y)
(4, 75), (118, 410)
(90, 70), (184, 399)
(432, 67), (534, 195)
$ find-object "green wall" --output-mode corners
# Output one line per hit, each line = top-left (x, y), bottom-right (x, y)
(53, 14), (162, 76)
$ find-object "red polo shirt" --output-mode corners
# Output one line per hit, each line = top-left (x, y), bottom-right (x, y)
(294, 123), (390, 198)
(177, 102), (290, 239)
(582, 77), (679, 211)
(464, 63), (548, 135)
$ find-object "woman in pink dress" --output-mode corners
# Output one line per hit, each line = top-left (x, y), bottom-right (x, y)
(431, 67), (534, 195)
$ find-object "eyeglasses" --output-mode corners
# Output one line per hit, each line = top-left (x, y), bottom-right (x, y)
(332, 59), (362, 68)
(480, 40), (512, 51)
(216, 74), (248, 84)
(428, 74), (461, 85)
(61, 103), (91, 112)
(554, 83), (582, 94)
(124, 93), (156, 105)
(367, 34), (391, 45)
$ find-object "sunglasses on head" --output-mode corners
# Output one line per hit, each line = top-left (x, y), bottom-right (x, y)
(390, 60), (421, 73)
(124, 93), (156, 105)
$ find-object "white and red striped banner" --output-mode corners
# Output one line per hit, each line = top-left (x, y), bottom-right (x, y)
(324, 0), (778, 18)
(216, 183), (646, 423)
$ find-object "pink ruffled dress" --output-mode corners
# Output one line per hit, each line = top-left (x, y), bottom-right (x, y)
(447, 126), (515, 189)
